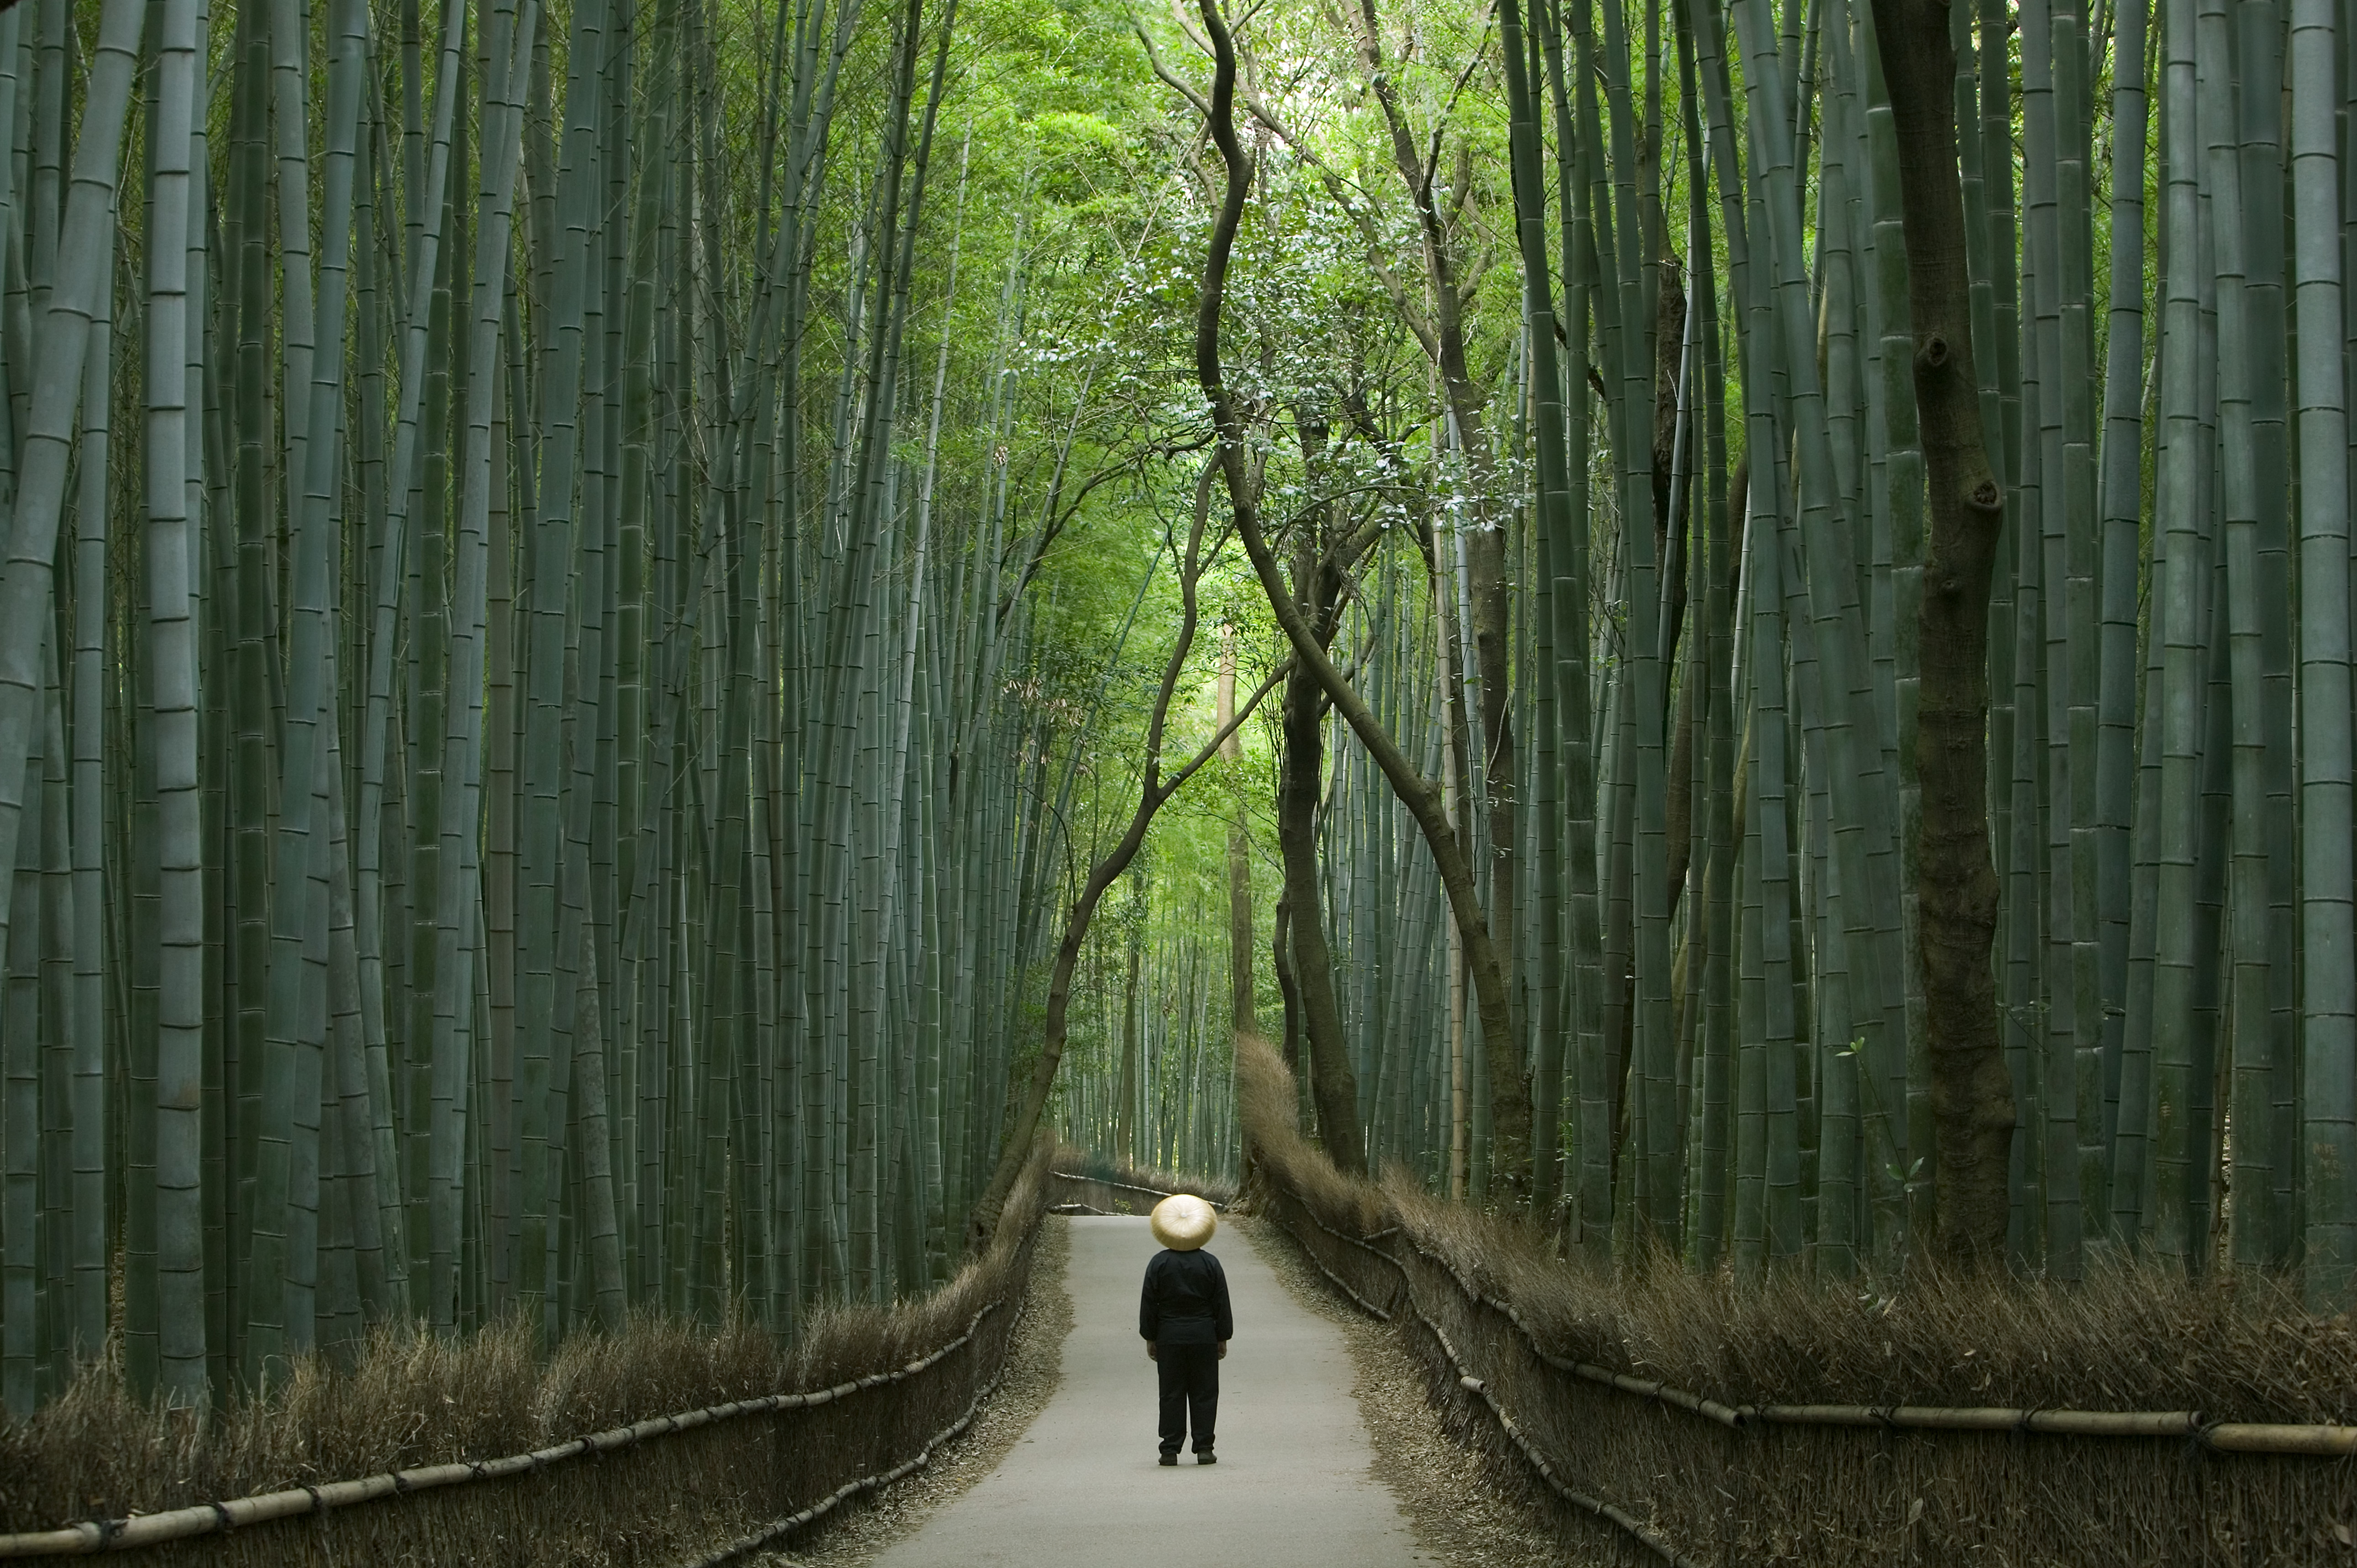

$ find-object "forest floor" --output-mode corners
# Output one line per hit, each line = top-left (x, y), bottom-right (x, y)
(775, 1212), (1569, 1568)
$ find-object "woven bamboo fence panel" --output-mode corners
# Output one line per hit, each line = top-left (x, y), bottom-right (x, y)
(10, 1280), (1018, 1565)
(1259, 1178), (2357, 1566)
(2, 1252), (1026, 1568)
(0, 1160), (1066, 1568)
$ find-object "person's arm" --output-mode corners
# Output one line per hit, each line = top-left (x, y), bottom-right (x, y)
(1140, 1257), (1160, 1355)
(1212, 1254), (1234, 1342)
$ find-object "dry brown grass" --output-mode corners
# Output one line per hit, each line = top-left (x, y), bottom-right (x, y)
(1233, 1032), (1386, 1234)
(1234, 1033), (2357, 1566)
(0, 1138), (1059, 1568)
(1388, 1183), (2357, 1426)
(1236, 1031), (2357, 1423)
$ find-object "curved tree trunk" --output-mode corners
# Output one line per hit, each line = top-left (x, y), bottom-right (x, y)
(1189, 0), (1532, 1203)
(966, 475), (1282, 1243)
(1278, 643), (1360, 1175)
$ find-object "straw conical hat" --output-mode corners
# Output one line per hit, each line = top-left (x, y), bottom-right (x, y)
(1150, 1194), (1217, 1251)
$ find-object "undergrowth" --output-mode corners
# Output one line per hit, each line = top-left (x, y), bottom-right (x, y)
(0, 1140), (1054, 1536)
(1236, 1032), (2357, 1426)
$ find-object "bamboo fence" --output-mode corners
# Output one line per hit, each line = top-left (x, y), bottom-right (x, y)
(0, 1155), (1061, 1565)
(1241, 1036), (2357, 1565)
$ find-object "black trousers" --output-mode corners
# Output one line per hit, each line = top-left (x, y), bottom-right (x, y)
(1156, 1342), (1220, 1454)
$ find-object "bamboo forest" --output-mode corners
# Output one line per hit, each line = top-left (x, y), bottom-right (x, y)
(3, 0), (2357, 1482)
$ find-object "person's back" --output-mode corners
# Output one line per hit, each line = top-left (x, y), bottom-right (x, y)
(1140, 1196), (1231, 1466)
(1139, 1247), (1231, 1344)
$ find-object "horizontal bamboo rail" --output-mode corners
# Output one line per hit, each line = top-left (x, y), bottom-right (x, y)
(1266, 1175), (2357, 1462)
(1287, 1195), (1405, 1262)
(1748, 1404), (2196, 1437)
(2204, 1422), (2357, 1457)
(682, 1300), (1027, 1568)
(1411, 1296), (1703, 1568)
(1394, 1230), (1748, 1429)
(1263, 1193), (1692, 1568)
(0, 1302), (1006, 1558)
(1394, 1221), (2357, 1457)
(1266, 1190), (1394, 1322)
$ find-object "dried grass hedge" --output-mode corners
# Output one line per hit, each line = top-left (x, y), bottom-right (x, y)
(0, 1142), (1058, 1566)
(1235, 1033), (2357, 1566)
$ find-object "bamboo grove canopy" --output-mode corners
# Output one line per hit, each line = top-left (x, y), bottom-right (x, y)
(1079, 0), (2357, 1317)
(0, 0), (1186, 1418)
(0, 0), (2355, 1418)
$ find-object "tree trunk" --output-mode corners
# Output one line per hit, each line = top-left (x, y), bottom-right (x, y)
(1346, 0), (1527, 1164)
(1116, 893), (1143, 1164)
(1869, 0), (2015, 1264)
(1190, 0), (1530, 1200)
(966, 477), (1279, 1243)
(1272, 890), (1302, 1082)
(1219, 641), (1256, 1038)
(1278, 642), (1361, 1175)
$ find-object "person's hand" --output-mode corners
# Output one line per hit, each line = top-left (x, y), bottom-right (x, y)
(1147, 1343), (1159, 1361)
(1216, 1341), (1228, 1360)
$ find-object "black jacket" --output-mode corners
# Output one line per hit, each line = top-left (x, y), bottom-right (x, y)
(1139, 1248), (1233, 1345)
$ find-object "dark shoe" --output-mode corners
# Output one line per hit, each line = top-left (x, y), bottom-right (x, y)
(1159, 1453), (1178, 1466)
(1196, 1451), (1217, 1465)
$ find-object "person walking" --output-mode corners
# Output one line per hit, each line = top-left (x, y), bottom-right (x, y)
(1139, 1194), (1231, 1466)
